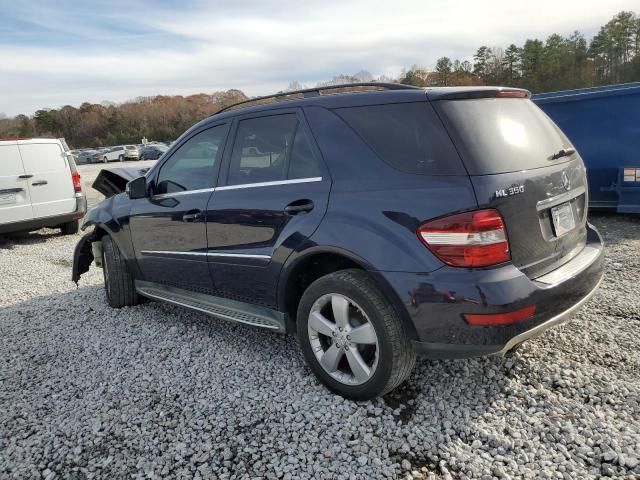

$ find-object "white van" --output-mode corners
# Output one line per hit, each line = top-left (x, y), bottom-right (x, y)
(0, 138), (87, 235)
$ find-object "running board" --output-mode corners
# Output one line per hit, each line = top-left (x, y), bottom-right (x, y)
(135, 281), (285, 332)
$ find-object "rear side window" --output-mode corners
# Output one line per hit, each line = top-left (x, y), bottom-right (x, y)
(334, 102), (464, 175)
(436, 98), (573, 175)
(288, 126), (321, 179)
(227, 114), (321, 185)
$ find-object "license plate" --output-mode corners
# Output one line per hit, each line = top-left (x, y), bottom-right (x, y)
(0, 192), (16, 205)
(551, 202), (576, 237)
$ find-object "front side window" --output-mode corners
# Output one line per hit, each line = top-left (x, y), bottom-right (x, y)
(155, 124), (228, 195)
(227, 114), (321, 186)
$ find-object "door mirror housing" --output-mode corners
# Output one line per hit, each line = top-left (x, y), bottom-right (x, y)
(126, 176), (148, 199)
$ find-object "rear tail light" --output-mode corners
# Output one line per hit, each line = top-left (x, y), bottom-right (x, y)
(417, 209), (510, 267)
(464, 305), (536, 326)
(72, 171), (82, 192)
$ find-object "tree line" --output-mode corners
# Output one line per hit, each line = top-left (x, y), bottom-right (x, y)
(400, 10), (640, 90)
(1, 10), (637, 149)
(0, 90), (246, 149)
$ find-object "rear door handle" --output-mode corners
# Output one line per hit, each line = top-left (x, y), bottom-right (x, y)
(284, 199), (314, 215)
(182, 210), (203, 222)
(32, 180), (48, 186)
(18, 174), (33, 179)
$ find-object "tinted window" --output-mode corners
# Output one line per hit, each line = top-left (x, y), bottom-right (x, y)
(228, 114), (298, 185)
(156, 125), (228, 194)
(436, 98), (572, 175)
(288, 126), (321, 179)
(334, 102), (464, 175)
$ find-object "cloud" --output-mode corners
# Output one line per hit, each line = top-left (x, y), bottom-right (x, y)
(0, 0), (637, 116)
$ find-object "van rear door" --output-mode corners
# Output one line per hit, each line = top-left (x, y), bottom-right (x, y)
(434, 94), (589, 278)
(0, 141), (34, 224)
(17, 140), (76, 218)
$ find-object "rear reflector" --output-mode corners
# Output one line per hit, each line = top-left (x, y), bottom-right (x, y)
(417, 209), (510, 267)
(464, 305), (536, 326)
(72, 171), (82, 192)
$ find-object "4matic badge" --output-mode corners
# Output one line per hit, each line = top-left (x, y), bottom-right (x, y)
(495, 185), (525, 198)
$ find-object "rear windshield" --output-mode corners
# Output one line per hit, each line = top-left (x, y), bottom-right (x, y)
(334, 102), (465, 175)
(436, 98), (573, 175)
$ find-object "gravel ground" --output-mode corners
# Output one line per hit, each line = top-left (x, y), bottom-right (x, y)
(0, 213), (638, 480)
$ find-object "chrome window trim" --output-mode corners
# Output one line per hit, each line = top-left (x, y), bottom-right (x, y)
(141, 250), (271, 260)
(149, 177), (322, 198)
(151, 187), (216, 200)
(216, 177), (322, 191)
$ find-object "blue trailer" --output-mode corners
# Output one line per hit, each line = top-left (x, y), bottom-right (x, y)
(533, 82), (640, 213)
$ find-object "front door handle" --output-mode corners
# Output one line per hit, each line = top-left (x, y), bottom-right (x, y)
(284, 199), (314, 215)
(182, 210), (203, 222)
(18, 174), (34, 179)
(32, 180), (48, 186)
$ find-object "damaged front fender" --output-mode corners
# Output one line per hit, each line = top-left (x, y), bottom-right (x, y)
(72, 231), (96, 284)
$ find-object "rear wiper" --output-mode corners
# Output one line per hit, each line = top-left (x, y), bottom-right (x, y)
(549, 147), (576, 160)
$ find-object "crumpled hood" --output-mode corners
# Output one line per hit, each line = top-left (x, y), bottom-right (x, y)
(92, 167), (150, 198)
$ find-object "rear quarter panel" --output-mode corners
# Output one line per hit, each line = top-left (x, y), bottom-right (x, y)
(303, 105), (478, 273)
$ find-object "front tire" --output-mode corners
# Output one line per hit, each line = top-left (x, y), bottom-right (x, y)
(102, 235), (139, 308)
(103, 156), (108, 163)
(60, 219), (79, 235)
(119, 155), (124, 162)
(297, 269), (416, 400)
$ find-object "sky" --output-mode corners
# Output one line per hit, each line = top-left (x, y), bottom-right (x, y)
(0, 0), (637, 116)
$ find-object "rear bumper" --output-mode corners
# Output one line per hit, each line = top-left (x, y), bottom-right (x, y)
(381, 223), (605, 359)
(0, 193), (87, 235)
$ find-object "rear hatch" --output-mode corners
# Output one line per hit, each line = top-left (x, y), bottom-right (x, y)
(433, 92), (588, 278)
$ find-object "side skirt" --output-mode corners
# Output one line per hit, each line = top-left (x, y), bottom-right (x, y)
(135, 281), (286, 332)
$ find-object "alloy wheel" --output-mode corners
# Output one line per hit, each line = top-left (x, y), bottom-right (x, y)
(307, 293), (379, 386)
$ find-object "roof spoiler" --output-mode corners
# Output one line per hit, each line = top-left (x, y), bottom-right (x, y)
(427, 87), (531, 100)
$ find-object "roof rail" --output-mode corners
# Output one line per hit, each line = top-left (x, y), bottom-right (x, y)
(214, 82), (420, 115)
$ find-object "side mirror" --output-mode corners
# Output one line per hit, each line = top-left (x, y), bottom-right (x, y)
(126, 176), (148, 199)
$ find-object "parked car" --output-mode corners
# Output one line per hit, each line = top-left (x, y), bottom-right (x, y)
(75, 149), (98, 164)
(139, 144), (168, 160)
(102, 145), (139, 162)
(72, 83), (604, 400)
(1, 137), (87, 235)
(101, 146), (124, 163)
(124, 145), (139, 161)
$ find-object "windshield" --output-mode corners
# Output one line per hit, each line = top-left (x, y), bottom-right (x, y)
(436, 98), (574, 175)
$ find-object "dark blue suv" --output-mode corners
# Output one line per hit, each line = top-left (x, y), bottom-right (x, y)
(73, 83), (604, 400)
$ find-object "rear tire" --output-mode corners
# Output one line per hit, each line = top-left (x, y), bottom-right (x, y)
(297, 269), (416, 400)
(102, 235), (139, 308)
(103, 156), (108, 163)
(119, 155), (124, 162)
(60, 220), (79, 235)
